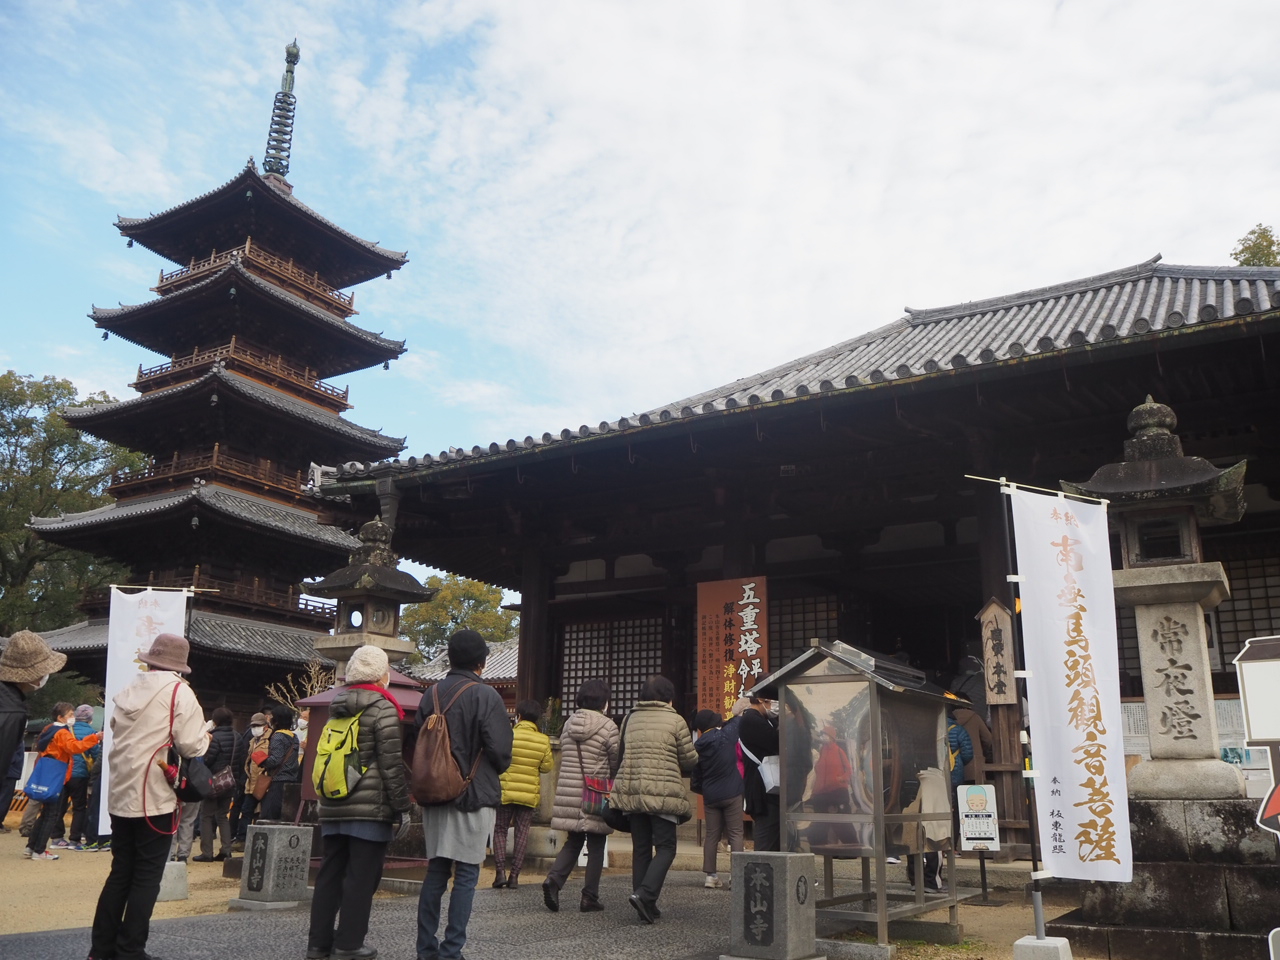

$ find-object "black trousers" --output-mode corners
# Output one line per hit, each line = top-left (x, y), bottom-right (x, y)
(259, 779), (286, 821)
(29, 798), (62, 854)
(629, 813), (678, 909)
(750, 795), (781, 851)
(56, 775), (90, 841)
(90, 811), (175, 960)
(228, 784), (248, 840)
(544, 830), (607, 898)
(308, 833), (389, 953)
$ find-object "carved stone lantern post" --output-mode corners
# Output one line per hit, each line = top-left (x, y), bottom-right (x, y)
(1063, 396), (1247, 799)
(307, 517), (436, 679)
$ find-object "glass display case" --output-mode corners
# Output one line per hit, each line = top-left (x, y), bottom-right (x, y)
(751, 639), (960, 945)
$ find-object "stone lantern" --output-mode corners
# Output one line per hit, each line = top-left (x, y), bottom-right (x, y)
(1062, 396), (1246, 799)
(307, 517), (437, 678)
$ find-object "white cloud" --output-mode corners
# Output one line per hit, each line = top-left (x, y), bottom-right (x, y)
(6, 1), (1280, 454)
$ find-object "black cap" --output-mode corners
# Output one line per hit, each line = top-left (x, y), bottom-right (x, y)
(694, 708), (722, 733)
(447, 629), (489, 668)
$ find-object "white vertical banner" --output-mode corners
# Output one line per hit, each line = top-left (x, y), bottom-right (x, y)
(99, 587), (190, 834)
(1009, 487), (1132, 883)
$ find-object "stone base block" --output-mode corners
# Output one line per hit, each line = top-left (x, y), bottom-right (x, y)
(1129, 798), (1280, 864)
(1127, 759), (1245, 800)
(1011, 935), (1072, 960)
(156, 860), (187, 902)
(1047, 909), (1271, 960)
(228, 891), (311, 911)
(238, 823), (313, 904)
(729, 851), (818, 960)
(814, 940), (892, 960)
(817, 942), (890, 960)
(1081, 862), (1229, 929)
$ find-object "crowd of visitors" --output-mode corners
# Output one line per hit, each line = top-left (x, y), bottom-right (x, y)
(0, 621), (994, 960)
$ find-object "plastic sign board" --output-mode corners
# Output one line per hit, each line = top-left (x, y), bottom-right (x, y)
(957, 784), (1000, 852)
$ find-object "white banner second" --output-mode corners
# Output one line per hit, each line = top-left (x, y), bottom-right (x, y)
(1009, 487), (1132, 883)
(98, 587), (190, 835)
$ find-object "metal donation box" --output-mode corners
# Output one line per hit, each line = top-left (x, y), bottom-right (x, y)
(752, 639), (960, 946)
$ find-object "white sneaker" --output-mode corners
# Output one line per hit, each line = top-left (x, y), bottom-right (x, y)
(704, 875), (723, 889)
(22, 848), (32, 859)
(29, 851), (59, 860)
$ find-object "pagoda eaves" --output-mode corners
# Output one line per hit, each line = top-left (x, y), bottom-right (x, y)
(93, 263), (405, 378)
(31, 484), (357, 571)
(61, 367), (406, 463)
(116, 162), (408, 289)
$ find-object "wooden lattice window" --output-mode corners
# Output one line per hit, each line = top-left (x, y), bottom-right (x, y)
(560, 618), (664, 719)
(767, 595), (838, 672)
(1214, 557), (1280, 665)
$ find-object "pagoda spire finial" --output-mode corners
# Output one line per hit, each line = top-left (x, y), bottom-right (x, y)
(263, 40), (301, 179)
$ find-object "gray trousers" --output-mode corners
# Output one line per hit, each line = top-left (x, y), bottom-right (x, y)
(170, 800), (201, 859)
(702, 796), (745, 874)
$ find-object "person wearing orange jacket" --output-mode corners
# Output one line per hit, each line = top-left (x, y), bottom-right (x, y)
(26, 701), (103, 861)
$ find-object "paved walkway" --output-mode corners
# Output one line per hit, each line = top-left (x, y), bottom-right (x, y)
(2, 871), (737, 960)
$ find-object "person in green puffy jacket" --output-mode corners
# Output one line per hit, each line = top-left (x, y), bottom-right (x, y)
(492, 700), (552, 889)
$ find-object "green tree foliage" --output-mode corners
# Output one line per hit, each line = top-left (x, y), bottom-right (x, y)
(26, 670), (104, 729)
(399, 572), (519, 663)
(1231, 224), (1280, 266)
(0, 371), (145, 636)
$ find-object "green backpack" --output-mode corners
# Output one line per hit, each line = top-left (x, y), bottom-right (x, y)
(312, 710), (367, 800)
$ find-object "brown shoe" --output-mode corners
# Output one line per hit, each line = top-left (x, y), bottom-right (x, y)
(580, 891), (604, 912)
(492, 869), (507, 889)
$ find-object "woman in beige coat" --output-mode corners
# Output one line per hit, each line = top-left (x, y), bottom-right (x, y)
(541, 679), (619, 913)
(611, 675), (697, 924)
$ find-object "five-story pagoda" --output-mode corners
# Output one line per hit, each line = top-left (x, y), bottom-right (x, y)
(32, 43), (408, 709)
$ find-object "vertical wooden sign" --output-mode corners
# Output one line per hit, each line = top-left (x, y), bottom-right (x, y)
(698, 577), (769, 717)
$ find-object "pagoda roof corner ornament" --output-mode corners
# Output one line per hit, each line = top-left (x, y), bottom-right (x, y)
(263, 41), (300, 181)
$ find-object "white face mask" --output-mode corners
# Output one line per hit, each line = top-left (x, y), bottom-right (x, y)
(33, 675), (49, 690)
(251, 726), (265, 737)
(296, 719), (308, 732)
(765, 702), (780, 718)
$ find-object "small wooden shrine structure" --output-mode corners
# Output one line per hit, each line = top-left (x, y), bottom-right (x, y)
(30, 43), (408, 714)
(751, 639), (959, 946)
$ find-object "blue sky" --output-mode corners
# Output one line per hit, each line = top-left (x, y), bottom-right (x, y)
(4, 1), (1280, 462)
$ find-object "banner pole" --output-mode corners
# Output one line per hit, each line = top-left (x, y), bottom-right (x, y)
(999, 479), (1048, 940)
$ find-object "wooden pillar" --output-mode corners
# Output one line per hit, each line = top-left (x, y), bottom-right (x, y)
(516, 541), (553, 703)
(975, 480), (1031, 856)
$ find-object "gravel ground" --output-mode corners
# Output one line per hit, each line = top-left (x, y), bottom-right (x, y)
(0, 807), (1091, 958)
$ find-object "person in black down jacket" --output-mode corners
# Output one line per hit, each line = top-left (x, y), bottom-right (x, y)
(739, 695), (781, 851)
(307, 646), (410, 960)
(192, 707), (236, 861)
(257, 702), (301, 821)
(410, 630), (512, 960)
(692, 709), (744, 889)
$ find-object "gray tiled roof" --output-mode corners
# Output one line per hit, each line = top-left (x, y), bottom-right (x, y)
(30, 485), (360, 551)
(91, 262), (406, 356)
(39, 612), (329, 666)
(404, 637), (519, 683)
(62, 367), (405, 454)
(116, 161), (408, 264)
(322, 256), (1280, 483)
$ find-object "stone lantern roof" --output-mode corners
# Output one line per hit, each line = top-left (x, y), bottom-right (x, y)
(307, 518), (436, 603)
(1061, 396), (1246, 524)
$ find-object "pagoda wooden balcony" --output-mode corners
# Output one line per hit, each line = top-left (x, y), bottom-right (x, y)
(133, 336), (351, 412)
(109, 445), (310, 503)
(153, 237), (358, 318)
(81, 570), (336, 630)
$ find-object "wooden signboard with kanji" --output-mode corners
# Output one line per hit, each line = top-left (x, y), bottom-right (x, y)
(697, 577), (769, 718)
